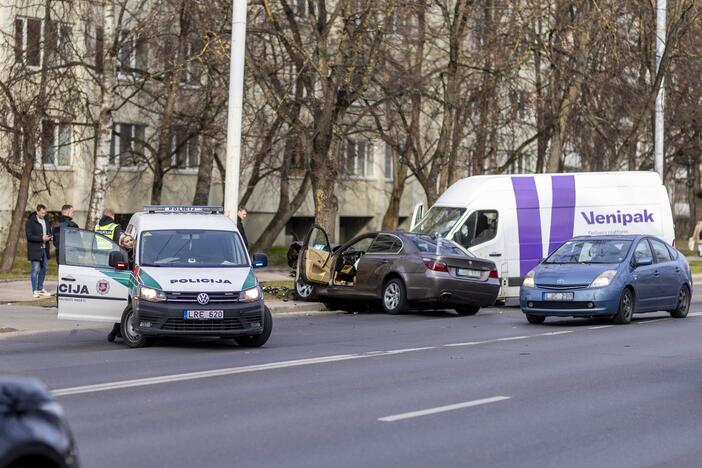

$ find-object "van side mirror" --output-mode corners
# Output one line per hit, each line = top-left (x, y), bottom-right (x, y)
(252, 252), (268, 269)
(109, 251), (129, 270)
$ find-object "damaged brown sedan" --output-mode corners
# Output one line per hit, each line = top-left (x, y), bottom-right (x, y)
(295, 225), (500, 315)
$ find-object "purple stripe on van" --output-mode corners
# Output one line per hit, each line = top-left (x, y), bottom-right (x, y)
(548, 175), (576, 254)
(511, 177), (543, 276)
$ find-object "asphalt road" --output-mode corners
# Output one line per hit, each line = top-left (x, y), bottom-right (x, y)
(2, 295), (702, 468)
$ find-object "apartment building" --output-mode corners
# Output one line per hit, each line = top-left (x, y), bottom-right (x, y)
(0, 0), (426, 250)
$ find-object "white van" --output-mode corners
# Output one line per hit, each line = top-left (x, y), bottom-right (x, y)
(410, 172), (675, 302)
(56, 206), (272, 348)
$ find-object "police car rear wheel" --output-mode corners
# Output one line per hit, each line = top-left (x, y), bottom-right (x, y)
(234, 306), (272, 348)
(121, 305), (153, 348)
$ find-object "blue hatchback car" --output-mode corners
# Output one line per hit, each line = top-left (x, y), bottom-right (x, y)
(520, 235), (692, 324)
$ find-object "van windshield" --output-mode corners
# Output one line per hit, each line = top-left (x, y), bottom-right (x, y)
(545, 239), (632, 264)
(140, 230), (249, 267)
(412, 207), (465, 238)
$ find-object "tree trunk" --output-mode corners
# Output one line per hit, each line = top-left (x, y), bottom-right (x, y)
(0, 134), (33, 272)
(252, 171), (311, 251)
(87, 1), (116, 230)
(381, 148), (408, 230)
(150, 159), (164, 205)
(193, 137), (214, 205)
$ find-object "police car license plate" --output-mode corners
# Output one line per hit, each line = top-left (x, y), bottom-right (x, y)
(544, 292), (574, 301)
(184, 310), (224, 320)
(456, 268), (482, 278)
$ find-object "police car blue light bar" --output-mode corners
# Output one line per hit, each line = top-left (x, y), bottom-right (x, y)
(144, 205), (224, 214)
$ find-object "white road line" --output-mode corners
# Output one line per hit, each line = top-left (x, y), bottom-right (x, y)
(444, 341), (481, 347)
(637, 318), (670, 324)
(687, 311), (702, 317)
(495, 335), (530, 342)
(588, 325), (614, 330)
(378, 396), (511, 422)
(537, 330), (574, 336)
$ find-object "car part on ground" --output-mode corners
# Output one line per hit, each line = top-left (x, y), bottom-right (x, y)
(0, 377), (79, 468)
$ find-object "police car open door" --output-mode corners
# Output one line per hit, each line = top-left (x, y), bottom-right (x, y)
(57, 228), (131, 322)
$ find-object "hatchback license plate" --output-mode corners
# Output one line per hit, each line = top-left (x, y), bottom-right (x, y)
(456, 268), (482, 278)
(544, 292), (574, 301)
(184, 310), (224, 320)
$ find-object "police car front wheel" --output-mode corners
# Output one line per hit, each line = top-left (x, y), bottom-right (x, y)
(234, 306), (272, 348)
(120, 305), (153, 348)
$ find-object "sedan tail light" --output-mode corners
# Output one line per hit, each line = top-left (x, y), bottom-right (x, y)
(423, 259), (448, 272)
(489, 269), (499, 279)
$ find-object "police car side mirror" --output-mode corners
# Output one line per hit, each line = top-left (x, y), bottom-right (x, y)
(109, 251), (129, 270)
(252, 252), (268, 269)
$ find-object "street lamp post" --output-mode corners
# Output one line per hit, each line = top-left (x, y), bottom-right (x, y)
(654, 0), (666, 180)
(223, 0), (248, 220)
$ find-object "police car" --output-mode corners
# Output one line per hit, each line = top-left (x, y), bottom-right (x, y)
(56, 206), (272, 348)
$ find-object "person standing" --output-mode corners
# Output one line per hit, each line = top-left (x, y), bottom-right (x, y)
(52, 204), (79, 262)
(94, 208), (123, 246)
(25, 204), (52, 298)
(237, 207), (249, 251)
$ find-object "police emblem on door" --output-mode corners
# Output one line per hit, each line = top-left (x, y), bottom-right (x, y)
(96, 279), (110, 295)
(197, 293), (210, 305)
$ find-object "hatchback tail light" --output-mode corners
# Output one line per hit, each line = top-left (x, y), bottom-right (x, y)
(423, 259), (448, 272)
(489, 269), (499, 279)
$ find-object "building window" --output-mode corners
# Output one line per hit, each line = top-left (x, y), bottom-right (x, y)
(86, 25), (104, 74)
(15, 17), (42, 67)
(117, 30), (147, 77)
(172, 128), (199, 169)
(41, 120), (72, 167)
(15, 17), (71, 67)
(384, 144), (394, 180)
(181, 39), (202, 87)
(110, 123), (145, 167)
(295, 0), (315, 17)
(344, 138), (373, 178)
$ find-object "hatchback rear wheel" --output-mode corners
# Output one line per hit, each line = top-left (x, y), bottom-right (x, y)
(670, 285), (690, 318)
(455, 305), (480, 316)
(613, 288), (634, 324)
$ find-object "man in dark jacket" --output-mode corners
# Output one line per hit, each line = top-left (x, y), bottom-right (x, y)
(52, 204), (79, 263)
(237, 207), (249, 251)
(25, 204), (52, 298)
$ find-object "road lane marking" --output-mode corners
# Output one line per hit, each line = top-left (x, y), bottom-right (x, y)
(53, 316), (684, 398)
(637, 318), (670, 324)
(588, 325), (614, 330)
(687, 311), (702, 317)
(378, 396), (511, 422)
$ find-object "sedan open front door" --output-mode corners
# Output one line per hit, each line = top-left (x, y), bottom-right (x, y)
(300, 225), (333, 286)
(57, 227), (131, 322)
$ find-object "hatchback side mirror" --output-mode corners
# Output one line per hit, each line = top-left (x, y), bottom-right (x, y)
(252, 252), (268, 269)
(633, 258), (653, 268)
(109, 251), (129, 270)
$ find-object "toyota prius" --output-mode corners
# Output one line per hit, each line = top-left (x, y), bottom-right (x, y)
(520, 235), (692, 324)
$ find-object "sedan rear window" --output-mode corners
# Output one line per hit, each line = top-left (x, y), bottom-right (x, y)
(407, 234), (469, 257)
(546, 239), (632, 264)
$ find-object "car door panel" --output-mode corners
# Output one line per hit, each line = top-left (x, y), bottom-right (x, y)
(57, 228), (130, 323)
(631, 239), (657, 312)
(649, 239), (677, 308)
(300, 225), (333, 286)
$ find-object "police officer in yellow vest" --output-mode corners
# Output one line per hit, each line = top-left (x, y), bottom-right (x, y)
(96, 208), (124, 342)
(95, 208), (123, 249)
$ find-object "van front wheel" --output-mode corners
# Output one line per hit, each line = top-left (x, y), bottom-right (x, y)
(234, 306), (273, 348)
(121, 305), (153, 348)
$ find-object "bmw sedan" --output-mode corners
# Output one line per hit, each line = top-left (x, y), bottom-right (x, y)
(296, 225), (500, 315)
(520, 235), (692, 324)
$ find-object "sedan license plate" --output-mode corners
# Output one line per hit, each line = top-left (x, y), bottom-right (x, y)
(456, 268), (482, 278)
(184, 310), (224, 320)
(543, 292), (574, 301)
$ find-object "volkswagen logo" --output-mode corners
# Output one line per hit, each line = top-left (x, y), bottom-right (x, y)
(197, 293), (210, 305)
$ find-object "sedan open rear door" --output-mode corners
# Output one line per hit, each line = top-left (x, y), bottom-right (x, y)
(57, 227), (131, 322)
(300, 225), (333, 286)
